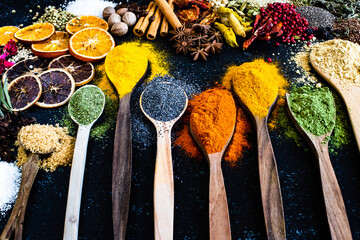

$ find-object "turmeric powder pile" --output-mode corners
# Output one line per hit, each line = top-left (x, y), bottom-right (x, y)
(222, 59), (288, 118)
(174, 88), (252, 165)
(190, 88), (237, 154)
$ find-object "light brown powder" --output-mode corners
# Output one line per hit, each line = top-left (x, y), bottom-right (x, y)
(16, 124), (75, 172)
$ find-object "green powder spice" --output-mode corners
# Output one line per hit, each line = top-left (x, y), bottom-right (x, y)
(68, 86), (105, 126)
(288, 86), (336, 136)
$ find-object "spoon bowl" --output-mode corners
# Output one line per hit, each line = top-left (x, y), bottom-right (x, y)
(285, 93), (352, 240)
(64, 85), (105, 240)
(140, 82), (188, 240)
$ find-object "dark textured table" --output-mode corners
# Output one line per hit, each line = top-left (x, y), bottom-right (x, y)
(1, 0), (360, 239)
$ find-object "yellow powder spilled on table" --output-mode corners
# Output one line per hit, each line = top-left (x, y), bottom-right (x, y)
(104, 41), (169, 98)
(93, 63), (118, 100)
(222, 59), (288, 118)
(16, 124), (75, 172)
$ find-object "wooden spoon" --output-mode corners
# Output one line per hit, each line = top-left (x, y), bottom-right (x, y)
(234, 92), (286, 240)
(285, 93), (352, 240)
(63, 86), (105, 240)
(310, 55), (360, 151)
(139, 83), (188, 240)
(189, 121), (235, 240)
(1, 147), (54, 240)
(111, 61), (149, 240)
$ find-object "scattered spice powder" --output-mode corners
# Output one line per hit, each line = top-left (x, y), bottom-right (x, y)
(16, 124), (75, 172)
(174, 88), (252, 165)
(288, 86), (336, 136)
(190, 88), (236, 154)
(311, 39), (360, 90)
(222, 59), (288, 118)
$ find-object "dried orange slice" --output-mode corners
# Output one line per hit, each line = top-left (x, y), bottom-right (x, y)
(36, 69), (75, 108)
(8, 75), (42, 111)
(31, 31), (70, 58)
(14, 22), (55, 44)
(65, 16), (109, 35)
(3, 57), (50, 84)
(0, 26), (19, 46)
(69, 28), (115, 62)
(49, 54), (95, 86)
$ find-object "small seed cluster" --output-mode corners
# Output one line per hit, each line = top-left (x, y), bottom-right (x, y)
(34, 6), (76, 31)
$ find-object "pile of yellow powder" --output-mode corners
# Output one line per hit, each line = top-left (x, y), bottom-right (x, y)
(16, 124), (75, 172)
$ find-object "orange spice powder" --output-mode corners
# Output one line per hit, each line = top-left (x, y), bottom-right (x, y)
(174, 87), (252, 166)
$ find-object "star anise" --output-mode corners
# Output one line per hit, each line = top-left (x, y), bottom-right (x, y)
(202, 40), (223, 54)
(173, 36), (194, 55)
(190, 47), (208, 61)
(192, 24), (211, 34)
(169, 25), (187, 41)
(192, 33), (209, 46)
(208, 29), (223, 42)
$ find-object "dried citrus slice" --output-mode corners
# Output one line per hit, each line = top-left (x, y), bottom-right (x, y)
(65, 16), (109, 35)
(14, 22), (55, 44)
(69, 27), (115, 62)
(0, 26), (19, 46)
(36, 69), (75, 108)
(31, 31), (70, 58)
(8, 75), (42, 111)
(2, 57), (50, 84)
(49, 54), (95, 86)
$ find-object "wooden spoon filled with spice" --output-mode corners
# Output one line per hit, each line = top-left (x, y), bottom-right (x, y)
(104, 45), (149, 240)
(140, 81), (188, 240)
(229, 60), (286, 240)
(1, 124), (59, 240)
(189, 88), (236, 240)
(63, 85), (105, 240)
(286, 87), (352, 240)
(310, 39), (360, 151)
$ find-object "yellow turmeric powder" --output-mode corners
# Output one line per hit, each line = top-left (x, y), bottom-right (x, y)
(222, 59), (288, 118)
(104, 41), (169, 98)
(190, 88), (237, 154)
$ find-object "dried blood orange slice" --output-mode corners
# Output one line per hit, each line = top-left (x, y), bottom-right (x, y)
(48, 54), (95, 86)
(31, 31), (70, 58)
(36, 69), (75, 108)
(0, 26), (19, 46)
(2, 57), (50, 84)
(65, 16), (109, 35)
(8, 75), (42, 111)
(14, 22), (55, 44)
(69, 27), (115, 62)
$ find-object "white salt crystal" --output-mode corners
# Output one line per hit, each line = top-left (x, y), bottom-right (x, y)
(65, 0), (116, 18)
(0, 161), (21, 216)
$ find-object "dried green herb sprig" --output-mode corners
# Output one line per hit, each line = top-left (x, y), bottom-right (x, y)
(0, 76), (13, 118)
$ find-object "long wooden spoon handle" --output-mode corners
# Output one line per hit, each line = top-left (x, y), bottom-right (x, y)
(154, 124), (174, 240)
(0, 154), (39, 240)
(317, 144), (352, 240)
(256, 118), (286, 240)
(112, 95), (132, 240)
(341, 88), (360, 151)
(63, 125), (91, 240)
(208, 154), (231, 240)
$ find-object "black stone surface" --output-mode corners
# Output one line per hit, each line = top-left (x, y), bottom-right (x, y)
(1, 1), (360, 240)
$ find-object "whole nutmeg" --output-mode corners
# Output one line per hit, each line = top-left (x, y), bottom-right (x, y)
(108, 13), (121, 27)
(122, 12), (137, 27)
(111, 22), (128, 36)
(116, 8), (128, 16)
(103, 6), (115, 19)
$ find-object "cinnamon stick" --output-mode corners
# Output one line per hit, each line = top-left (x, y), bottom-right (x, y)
(159, 0), (174, 37)
(147, 7), (162, 40)
(133, 2), (156, 37)
(154, 0), (182, 30)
